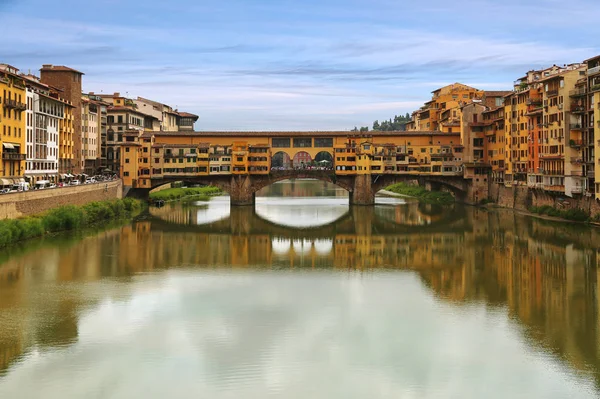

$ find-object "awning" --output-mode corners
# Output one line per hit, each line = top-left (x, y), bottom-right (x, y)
(2, 143), (14, 149)
(0, 178), (11, 186)
(60, 174), (67, 179)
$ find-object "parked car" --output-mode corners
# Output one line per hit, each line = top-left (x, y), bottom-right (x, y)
(0, 188), (10, 194)
(85, 178), (96, 184)
(70, 180), (80, 186)
(11, 182), (30, 192)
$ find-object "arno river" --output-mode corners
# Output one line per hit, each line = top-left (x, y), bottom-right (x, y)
(1, 180), (600, 398)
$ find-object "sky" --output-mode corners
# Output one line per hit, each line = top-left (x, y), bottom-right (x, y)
(0, 0), (599, 131)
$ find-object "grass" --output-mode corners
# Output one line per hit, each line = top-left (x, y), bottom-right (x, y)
(149, 186), (222, 202)
(528, 205), (590, 222)
(0, 198), (143, 249)
(385, 182), (455, 206)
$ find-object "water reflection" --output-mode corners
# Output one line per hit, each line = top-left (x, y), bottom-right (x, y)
(1, 181), (600, 397)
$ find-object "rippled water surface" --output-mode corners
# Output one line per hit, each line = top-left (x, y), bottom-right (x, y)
(1, 179), (600, 398)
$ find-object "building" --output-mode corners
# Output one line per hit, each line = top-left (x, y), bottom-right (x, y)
(586, 55), (600, 199)
(22, 74), (67, 184)
(81, 96), (99, 175)
(0, 64), (27, 184)
(39, 65), (84, 174)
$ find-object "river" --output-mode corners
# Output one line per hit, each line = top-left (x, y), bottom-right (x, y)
(0, 179), (599, 398)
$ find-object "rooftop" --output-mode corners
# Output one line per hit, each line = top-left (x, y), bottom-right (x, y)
(40, 65), (84, 75)
(147, 130), (457, 138)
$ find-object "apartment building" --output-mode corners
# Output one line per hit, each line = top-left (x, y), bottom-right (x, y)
(81, 96), (99, 175)
(22, 74), (67, 183)
(417, 83), (484, 131)
(0, 64), (27, 183)
(586, 55), (600, 199)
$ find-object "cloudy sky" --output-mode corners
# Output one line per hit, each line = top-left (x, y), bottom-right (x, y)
(1, 0), (599, 130)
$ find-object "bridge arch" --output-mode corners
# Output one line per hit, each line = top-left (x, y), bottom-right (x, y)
(372, 175), (468, 202)
(272, 151), (291, 169)
(314, 151), (333, 165)
(292, 151), (312, 168)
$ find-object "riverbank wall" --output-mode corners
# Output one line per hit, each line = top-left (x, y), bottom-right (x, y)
(488, 182), (600, 217)
(0, 180), (123, 220)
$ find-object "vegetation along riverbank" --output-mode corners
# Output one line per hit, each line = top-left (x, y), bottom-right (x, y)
(0, 198), (144, 249)
(385, 183), (454, 206)
(149, 186), (222, 202)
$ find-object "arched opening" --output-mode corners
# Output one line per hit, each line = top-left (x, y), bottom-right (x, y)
(314, 151), (333, 168)
(272, 151), (291, 169)
(292, 151), (312, 168)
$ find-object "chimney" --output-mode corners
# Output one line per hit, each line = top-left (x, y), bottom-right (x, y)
(114, 92), (120, 97)
(42, 64), (53, 69)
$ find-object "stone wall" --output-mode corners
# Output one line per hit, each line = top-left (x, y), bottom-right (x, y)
(489, 182), (600, 216)
(0, 180), (123, 220)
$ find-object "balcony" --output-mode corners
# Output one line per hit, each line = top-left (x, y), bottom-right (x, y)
(1, 152), (25, 160)
(571, 186), (584, 194)
(590, 83), (600, 93)
(569, 139), (583, 148)
(588, 65), (600, 76)
(3, 98), (26, 111)
(570, 157), (583, 164)
(570, 106), (586, 114)
(570, 170), (585, 177)
(542, 169), (563, 175)
(569, 88), (587, 97)
(546, 89), (558, 97)
(588, 170), (595, 178)
(570, 124), (583, 130)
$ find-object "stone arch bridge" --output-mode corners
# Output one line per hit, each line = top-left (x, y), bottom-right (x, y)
(140, 169), (484, 206)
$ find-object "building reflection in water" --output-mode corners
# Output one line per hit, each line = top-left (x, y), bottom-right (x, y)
(1, 184), (600, 389)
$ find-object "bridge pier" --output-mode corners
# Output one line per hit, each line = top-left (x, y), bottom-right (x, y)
(349, 174), (375, 206)
(229, 175), (256, 206)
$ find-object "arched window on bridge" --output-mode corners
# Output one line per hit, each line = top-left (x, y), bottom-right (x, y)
(292, 151), (312, 168)
(315, 151), (333, 168)
(272, 151), (291, 169)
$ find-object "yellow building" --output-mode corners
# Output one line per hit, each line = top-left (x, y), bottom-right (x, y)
(482, 105), (506, 183)
(0, 64), (27, 184)
(58, 100), (75, 174)
(594, 90), (600, 198)
(417, 83), (484, 131)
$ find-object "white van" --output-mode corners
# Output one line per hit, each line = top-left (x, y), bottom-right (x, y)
(35, 180), (51, 190)
(10, 182), (30, 192)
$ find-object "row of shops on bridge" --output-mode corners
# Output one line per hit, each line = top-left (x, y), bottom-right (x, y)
(119, 131), (490, 189)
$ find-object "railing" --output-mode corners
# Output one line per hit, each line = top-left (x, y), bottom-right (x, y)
(569, 88), (587, 97)
(546, 89), (558, 97)
(590, 84), (600, 93)
(3, 98), (26, 110)
(569, 139), (583, 147)
(1, 153), (26, 160)
(588, 65), (600, 76)
(570, 170), (585, 176)
(571, 186), (584, 194)
(570, 106), (586, 113)
(542, 170), (563, 175)
(570, 157), (583, 164)
(570, 124), (583, 130)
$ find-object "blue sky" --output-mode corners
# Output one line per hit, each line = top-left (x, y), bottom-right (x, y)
(1, 0), (599, 131)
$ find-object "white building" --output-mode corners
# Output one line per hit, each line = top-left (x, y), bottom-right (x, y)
(81, 96), (99, 175)
(23, 75), (64, 183)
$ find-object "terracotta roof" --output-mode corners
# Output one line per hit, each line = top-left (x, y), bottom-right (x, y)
(108, 106), (158, 119)
(584, 54), (600, 63)
(177, 111), (199, 119)
(146, 130), (457, 138)
(39, 65), (84, 75)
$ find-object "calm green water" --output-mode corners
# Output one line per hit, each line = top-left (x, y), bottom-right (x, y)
(1, 179), (600, 398)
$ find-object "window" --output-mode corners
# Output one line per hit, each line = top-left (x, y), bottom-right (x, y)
(293, 138), (312, 148)
(237, 157), (243, 161)
(125, 159), (130, 163)
(314, 137), (333, 147)
(124, 172), (129, 176)
(272, 138), (290, 148)
(125, 147), (130, 152)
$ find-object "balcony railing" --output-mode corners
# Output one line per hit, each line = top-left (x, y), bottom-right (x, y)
(590, 83), (600, 93)
(1, 152), (25, 160)
(588, 65), (600, 76)
(569, 139), (584, 147)
(570, 106), (586, 113)
(570, 157), (583, 164)
(546, 89), (558, 97)
(570, 170), (585, 176)
(569, 88), (587, 97)
(3, 98), (26, 110)
(570, 124), (583, 130)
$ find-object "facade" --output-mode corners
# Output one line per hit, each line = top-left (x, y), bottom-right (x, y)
(81, 96), (99, 175)
(0, 64), (27, 184)
(120, 131), (468, 189)
(39, 64), (84, 175)
(23, 75), (66, 184)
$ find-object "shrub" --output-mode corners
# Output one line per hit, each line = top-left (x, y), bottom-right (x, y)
(385, 182), (454, 206)
(149, 186), (221, 202)
(42, 206), (85, 233)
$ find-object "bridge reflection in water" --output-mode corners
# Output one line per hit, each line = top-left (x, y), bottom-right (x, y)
(1, 180), (600, 395)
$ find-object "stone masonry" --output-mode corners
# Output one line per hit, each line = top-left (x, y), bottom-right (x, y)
(0, 180), (122, 219)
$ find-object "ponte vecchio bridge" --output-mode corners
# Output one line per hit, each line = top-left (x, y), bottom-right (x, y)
(120, 130), (490, 205)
